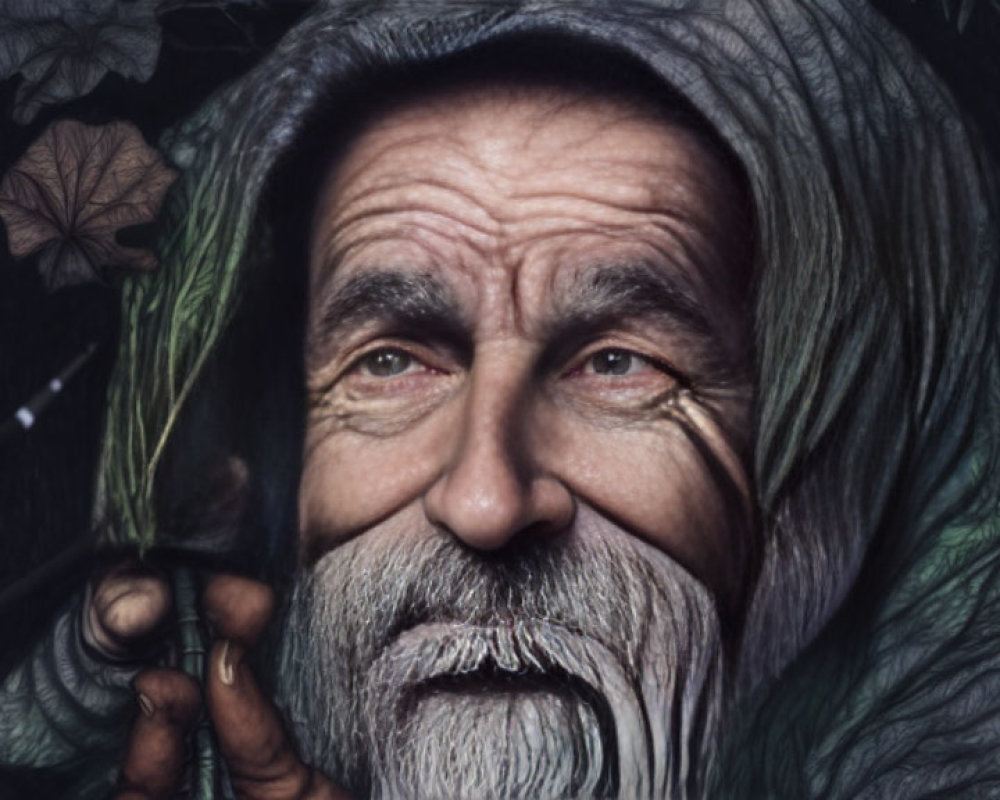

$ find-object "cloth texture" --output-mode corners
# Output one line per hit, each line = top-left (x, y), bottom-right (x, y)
(7, 0), (999, 797)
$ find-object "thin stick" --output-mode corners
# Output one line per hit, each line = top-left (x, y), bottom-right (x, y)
(0, 342), (99, 444)
(174, 566), (218, 798)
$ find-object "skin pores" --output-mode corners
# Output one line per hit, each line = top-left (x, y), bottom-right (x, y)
(283, 84), (756, 798)
(300, 85), (753, 604)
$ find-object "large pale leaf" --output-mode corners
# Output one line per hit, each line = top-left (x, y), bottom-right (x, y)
(0, 0), (160, 124)
(0, 119), (177, 289)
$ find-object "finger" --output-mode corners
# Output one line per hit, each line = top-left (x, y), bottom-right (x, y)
(202, 572), (274, 645)
(207, 639), (353, 799)
(85, 562), (172, 658)
(202, 574), (352, 798)
(114, 669), (201, 800)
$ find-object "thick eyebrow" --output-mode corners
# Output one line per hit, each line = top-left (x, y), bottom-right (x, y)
(541, 261), (730, 374)
(309, 269), (467, 354)
(550, 262), (714, 339)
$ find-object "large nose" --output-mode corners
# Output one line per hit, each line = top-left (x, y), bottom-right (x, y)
(424, 351), (575, 551)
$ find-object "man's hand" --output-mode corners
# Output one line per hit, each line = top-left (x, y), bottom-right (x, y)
(83, 560), (174, 660)
(90, 571), (350, 799)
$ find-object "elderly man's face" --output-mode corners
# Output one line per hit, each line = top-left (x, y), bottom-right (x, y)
(301, 87), (753, 596)
(283, 85), (754, 798)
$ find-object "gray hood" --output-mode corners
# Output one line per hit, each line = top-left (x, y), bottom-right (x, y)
(96, 1), (1000, 795)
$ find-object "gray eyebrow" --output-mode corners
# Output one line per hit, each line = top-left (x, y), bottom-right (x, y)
(551, 262), (714, 339)
(310, 269), (466, 350)
(309, 262), (731, 375)
(538, 261), (735, 378)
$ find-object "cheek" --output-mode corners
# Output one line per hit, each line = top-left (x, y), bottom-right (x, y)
(298, 416), (452, 559)
(543, 409), (752, 600)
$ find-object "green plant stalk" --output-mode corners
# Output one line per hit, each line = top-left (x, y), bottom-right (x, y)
(174, 566), (218, 798)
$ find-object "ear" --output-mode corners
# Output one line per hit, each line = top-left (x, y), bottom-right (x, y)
(158, 455), (251, 556)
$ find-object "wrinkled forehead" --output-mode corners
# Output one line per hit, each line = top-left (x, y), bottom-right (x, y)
(290, 35), (754, 275)
(310, 76), (748, 336)
(304, 80), (753, 365)
(312, 80), (725, 219)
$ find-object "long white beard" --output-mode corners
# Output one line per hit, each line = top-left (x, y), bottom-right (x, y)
(273, 507), (727, 799)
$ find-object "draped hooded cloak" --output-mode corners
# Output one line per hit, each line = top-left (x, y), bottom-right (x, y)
(81, 0), (1000, 796)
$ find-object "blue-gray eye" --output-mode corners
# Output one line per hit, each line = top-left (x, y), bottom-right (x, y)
(589, 349), (636, 375)
(360, 349), (413, 377)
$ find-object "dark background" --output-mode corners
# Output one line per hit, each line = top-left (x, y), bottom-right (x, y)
(0, 0), (313, 662)
(0, 0), (997, 656)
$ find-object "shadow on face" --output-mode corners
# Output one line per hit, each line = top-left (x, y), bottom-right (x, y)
(300, 82), (756, 614)
(265, 47), (761, 800)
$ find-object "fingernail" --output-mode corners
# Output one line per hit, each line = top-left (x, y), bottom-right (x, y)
(137, 692), (155, 718)
(219, 639), (235, 686)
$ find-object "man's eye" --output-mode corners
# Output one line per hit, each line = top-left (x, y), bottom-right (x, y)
(583, 348), (650, 376)
(357, 348), (417, 377)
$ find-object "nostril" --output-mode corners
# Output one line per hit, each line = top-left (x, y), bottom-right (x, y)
(422, 370), (574, 551)
(422, 459), (531, 552)
(518, 515), (572, 542)
(444, 519), (572, 566)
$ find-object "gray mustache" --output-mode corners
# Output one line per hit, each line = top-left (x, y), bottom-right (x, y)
(300, 518), (681, 675)
(365, 617), (640, 728)
(373, 618), (606, 679)
(280, 517), (725, 798)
